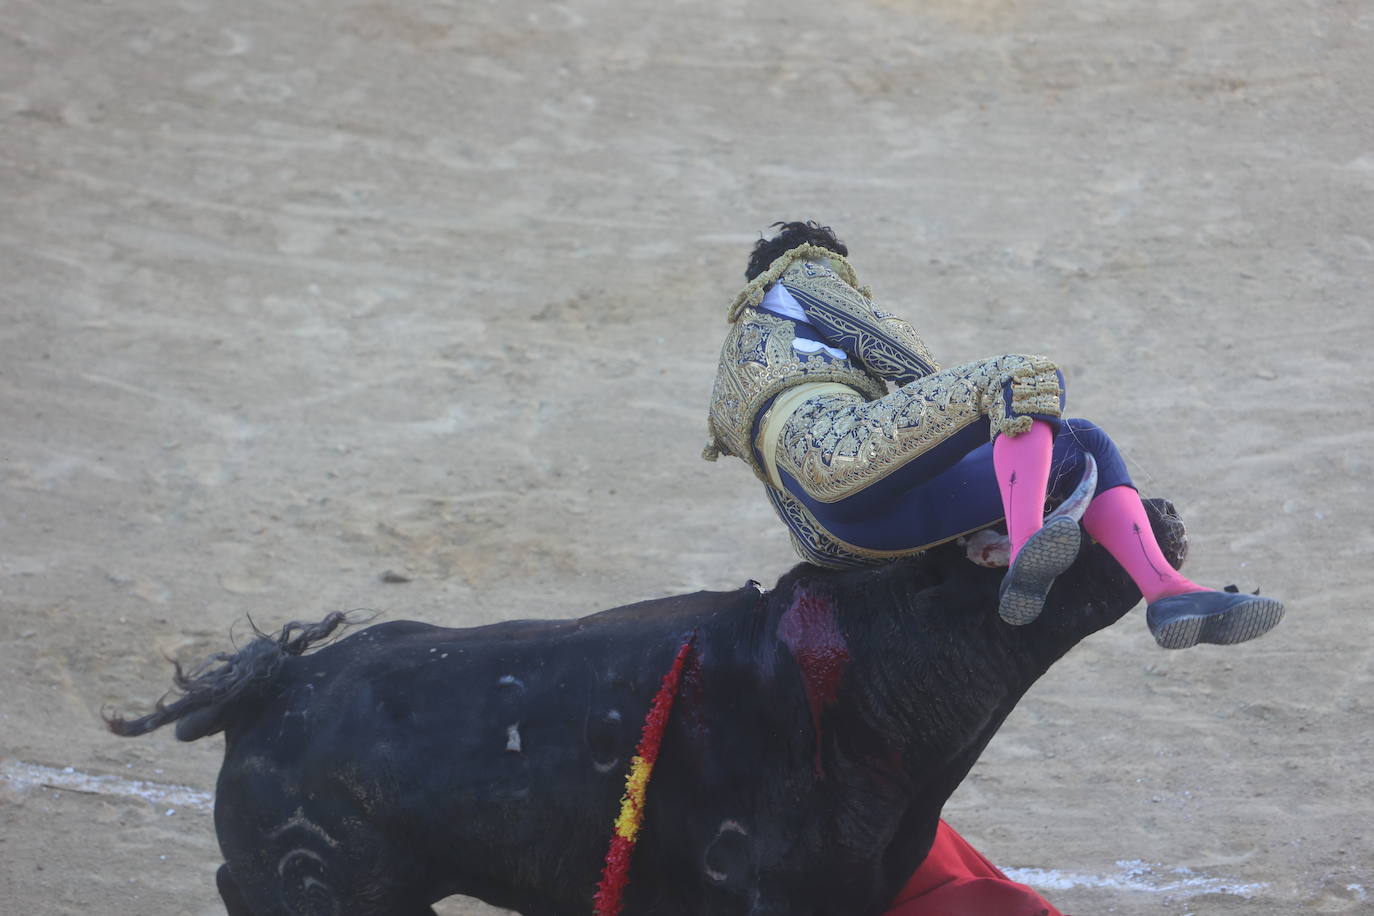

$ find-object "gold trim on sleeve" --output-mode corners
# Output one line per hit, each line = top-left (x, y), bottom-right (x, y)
(776, 356), (1064, 504)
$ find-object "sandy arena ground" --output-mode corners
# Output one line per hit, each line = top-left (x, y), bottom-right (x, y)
(3, 1), (1372, 913)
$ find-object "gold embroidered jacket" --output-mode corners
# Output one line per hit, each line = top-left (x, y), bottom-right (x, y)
(703, 245), (941, 483)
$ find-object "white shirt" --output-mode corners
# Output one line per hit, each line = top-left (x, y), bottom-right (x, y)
(760, 284), (850, 362)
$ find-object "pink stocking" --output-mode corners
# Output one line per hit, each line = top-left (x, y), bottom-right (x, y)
(993, 420), (1054, 560)
(1082, 485), (1206, 604)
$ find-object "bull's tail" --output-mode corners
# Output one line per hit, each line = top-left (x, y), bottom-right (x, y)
(105, 611), (359, 742)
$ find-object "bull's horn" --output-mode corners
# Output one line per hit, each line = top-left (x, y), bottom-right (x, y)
(963, 453), (1099, 568)
(1046, 452), (1098, 525)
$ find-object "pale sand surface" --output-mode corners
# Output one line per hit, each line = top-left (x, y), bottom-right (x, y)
(2, 1), (1372, 913)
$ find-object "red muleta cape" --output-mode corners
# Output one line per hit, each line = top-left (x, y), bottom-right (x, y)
(883, 820), (1064, 916)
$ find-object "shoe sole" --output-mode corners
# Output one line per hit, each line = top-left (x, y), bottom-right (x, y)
(999, 517), (1082, 625)
(1152, 596), (1286, 650)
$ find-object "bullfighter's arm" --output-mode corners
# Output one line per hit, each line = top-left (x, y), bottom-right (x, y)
(781, 277), (941, 386)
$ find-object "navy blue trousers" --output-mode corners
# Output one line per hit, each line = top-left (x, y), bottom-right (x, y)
(778, 417), (1134, 552)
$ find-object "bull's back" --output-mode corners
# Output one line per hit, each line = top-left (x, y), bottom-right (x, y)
(215, 586), (766, 914)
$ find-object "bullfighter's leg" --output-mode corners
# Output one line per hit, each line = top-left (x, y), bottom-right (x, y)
(997, 418), (1283, 648)
(767, 355), (1075, 621)
(1081, 480), (1285, 648)
(962, 417), (1283, 647)
(992, 420), (1083, 626)
(774, 419), (1114, 553)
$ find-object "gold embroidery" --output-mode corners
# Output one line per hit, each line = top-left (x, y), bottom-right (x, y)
(705, 310), (886, 482)
(775, 356), (1063, 504)
(756, 382), (861, 490)
(765, 485), (1004, 569)
(706, 251), (946, 480)
(705, 242), (1064, 567)
(763, 486), (893, 568)
(728, 244), (870, 322)
(779, 261), (940, 380)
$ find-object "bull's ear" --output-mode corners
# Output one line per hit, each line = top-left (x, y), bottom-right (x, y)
(1142, 497), (1188, 572)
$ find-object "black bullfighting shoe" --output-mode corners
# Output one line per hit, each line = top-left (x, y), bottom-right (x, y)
(1146, 589), (1285, 649)
(997, 516), (1083, 626)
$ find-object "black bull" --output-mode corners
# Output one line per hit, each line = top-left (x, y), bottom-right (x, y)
(109, 500), (1185, 916)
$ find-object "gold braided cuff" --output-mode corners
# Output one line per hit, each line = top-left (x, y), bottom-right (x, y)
(989, 355), (1063, 438)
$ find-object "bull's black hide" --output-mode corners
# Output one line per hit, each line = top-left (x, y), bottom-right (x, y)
(110, 501), (1186, 916)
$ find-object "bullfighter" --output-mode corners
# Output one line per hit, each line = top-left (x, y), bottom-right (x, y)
(704, 221), (1284, 648)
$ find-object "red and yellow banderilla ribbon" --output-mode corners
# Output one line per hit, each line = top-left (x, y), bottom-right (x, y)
(592, 636), (696, 916)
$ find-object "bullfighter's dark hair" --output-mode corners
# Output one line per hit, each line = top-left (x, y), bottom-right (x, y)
(745, 221), (849, 281)
(104, 610), (365, 741)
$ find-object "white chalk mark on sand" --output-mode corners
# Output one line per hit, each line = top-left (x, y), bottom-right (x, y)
(1004, 859), (1267, 898)
(0, 759), (213, 811)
